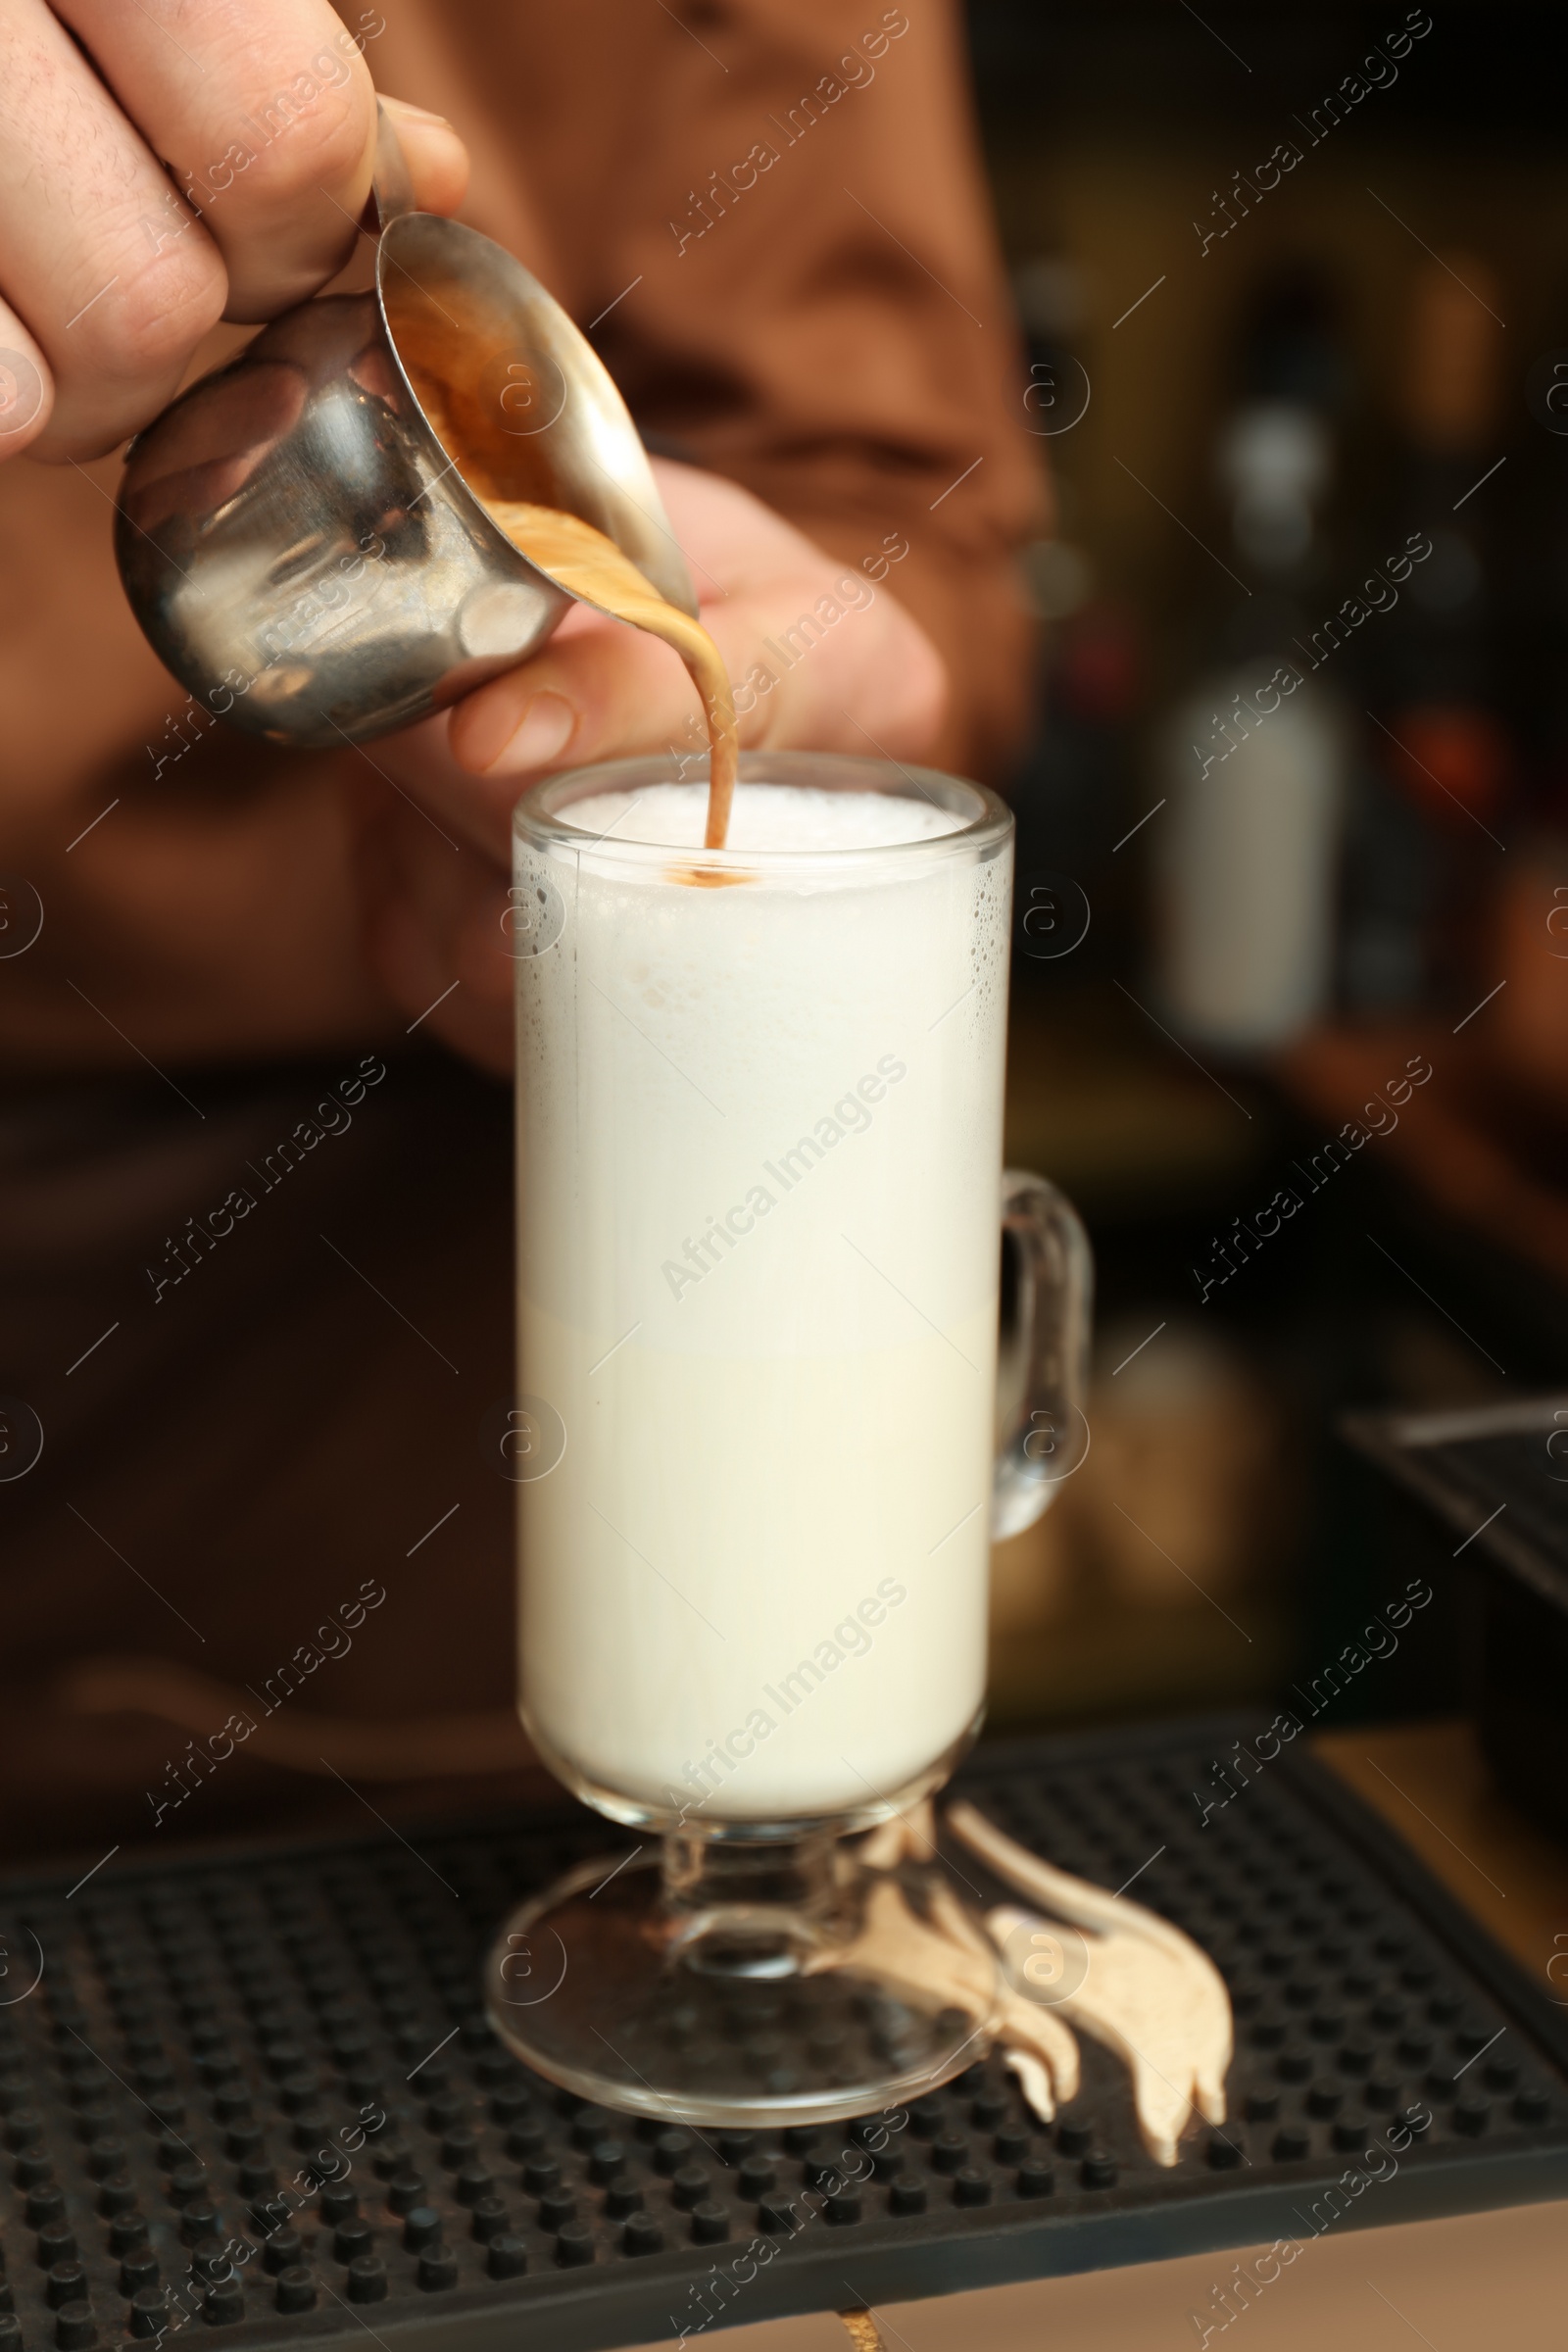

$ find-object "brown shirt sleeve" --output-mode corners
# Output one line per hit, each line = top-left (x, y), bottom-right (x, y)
(0, 0), (1042, 1069)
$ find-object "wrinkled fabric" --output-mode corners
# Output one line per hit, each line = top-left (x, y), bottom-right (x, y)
(0, 0), (1039, 1862)
(1, 0), (1040, 1072)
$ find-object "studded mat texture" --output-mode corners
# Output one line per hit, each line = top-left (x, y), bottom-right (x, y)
(0, 1718), (1561, 2352)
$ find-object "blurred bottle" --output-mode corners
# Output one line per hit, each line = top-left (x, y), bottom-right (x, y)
(1344, 254), (1511, 1013)
(1212, 264), (1349, 647)
(1013, 251), (1093, 628)
(1009, 253), (1143, 974)
(1155, 265), (1348, 1050)
(1157, 668), (1345, 1048)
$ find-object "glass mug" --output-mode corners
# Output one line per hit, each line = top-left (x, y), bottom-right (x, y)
(486, 752), (1092, 2127)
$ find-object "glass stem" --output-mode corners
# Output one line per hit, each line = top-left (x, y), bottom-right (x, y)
(658, 1828), (851, 1974)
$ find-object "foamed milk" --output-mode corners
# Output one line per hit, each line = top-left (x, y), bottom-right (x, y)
(515, 781), (1009, 1821)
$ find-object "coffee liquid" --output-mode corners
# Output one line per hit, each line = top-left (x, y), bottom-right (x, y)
(390, 318), (737, 847)
(481, 500), (738, 853)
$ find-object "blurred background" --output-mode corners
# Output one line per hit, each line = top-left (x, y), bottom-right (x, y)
(972, 1), (1568, 1737)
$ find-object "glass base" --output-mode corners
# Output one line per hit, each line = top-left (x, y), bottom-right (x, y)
(484, 1830), (1003, 2128)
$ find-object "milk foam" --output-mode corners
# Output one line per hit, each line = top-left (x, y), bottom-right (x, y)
(561, 782), (963, 854)
(515, 781), (1008, 1821)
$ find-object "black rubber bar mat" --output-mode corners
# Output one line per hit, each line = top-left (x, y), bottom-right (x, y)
(0, 1715), (1563, 2352)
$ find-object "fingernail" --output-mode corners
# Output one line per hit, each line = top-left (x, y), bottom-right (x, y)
(383, 98), (454, 129)
(498, 691), (575, 772)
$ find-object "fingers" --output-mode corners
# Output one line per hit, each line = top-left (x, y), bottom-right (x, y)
(377, 94), (469, 220)
(0, 298), (52, 458)
(449, 606), (710, 787)
(0, 0), (229, 461)
(449, 572), (947, 787)
(0, 0), (470, 466)
(342, 462), (957, 1081)
(55, 0), (382, 320)
(443, 462), (947, 788)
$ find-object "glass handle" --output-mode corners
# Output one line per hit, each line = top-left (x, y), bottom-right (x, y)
(992, 1168), (1094, 1540)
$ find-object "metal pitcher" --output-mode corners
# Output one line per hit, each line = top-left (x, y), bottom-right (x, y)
(116, 107), (696, 751)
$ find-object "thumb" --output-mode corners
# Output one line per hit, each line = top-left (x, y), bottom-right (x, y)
(376, 93), (470, 218)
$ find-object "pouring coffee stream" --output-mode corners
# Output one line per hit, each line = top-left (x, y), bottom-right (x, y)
(473, 497), (738, 850)
(404, 318), (739, 848)
(383, 289), (741, 850)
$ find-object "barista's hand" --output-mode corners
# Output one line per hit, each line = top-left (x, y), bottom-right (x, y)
(0, 3), (467, 462)
(344, 460), (949, 1076)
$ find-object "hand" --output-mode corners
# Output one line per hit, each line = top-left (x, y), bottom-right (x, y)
(344, 460), (950, 1075)
(0, 3), (467, 463)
